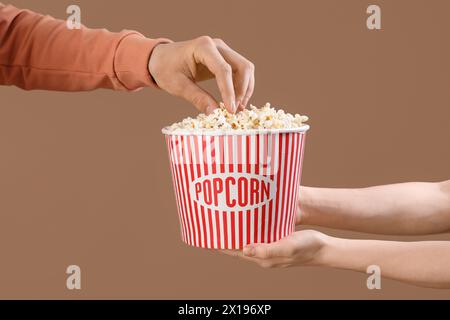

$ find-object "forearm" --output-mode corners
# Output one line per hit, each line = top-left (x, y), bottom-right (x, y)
(300, 181), (450, 235)
(315, 236), (450, 289)
(0, 3), (169, 91)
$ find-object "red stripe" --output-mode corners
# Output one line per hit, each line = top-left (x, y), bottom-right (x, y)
(279, 133), (290, 240)
(246, 136), (251, 174)
(201, 136), (212, 248)
(222, 211), (228, 249)
(294, 134), (306, 232)
(293, 133), (304, 232)
(255, 134), (260, 174)
(227, 135), (235, 249)
(192, 136), (205, 247)
(236, 136), (241, 173)
(230, 212), (235, 249)
(201, 206), (208, 247)
(261, 134), (268, 242)
(187, 136), (203, 247)
(254, 134), (260, 243)
(246, 210), (251, 245)
(166, 137), (185, 242)
(219, 136), (225, 174)
(169, 136), (186, 243)
(267, 200), (273, 243)
(207, 209), (214, 248)
(228, 136), (233, 172)
(268, 134), (276, 243)
(171, 136), (188, 243)
(215, 210), (221, 248)
(287, 133), (300, 235)
(174, 135), (193, 245)
(210, 136), (216, 175)
(238, 211), (243, 248)
(273, 134), (283, 241)
(253, 207), (258, 244)
(283, 133), (296, 237)
(260, 204), (266, 243)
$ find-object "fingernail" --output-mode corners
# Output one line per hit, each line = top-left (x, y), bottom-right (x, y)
(243, 246), (255, 257)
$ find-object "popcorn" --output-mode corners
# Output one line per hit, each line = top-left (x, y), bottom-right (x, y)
(165, 103), (309, 133)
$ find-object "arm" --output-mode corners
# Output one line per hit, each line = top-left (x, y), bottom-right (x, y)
(227, 230), (450, 289)
(320, 236), (450, 289)
(299, 180), (450, 235)
(0, 3), (169, 91)
(0, 4), (255, 113)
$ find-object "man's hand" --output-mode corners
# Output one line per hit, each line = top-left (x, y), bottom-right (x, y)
(148, 36), (255, 114)
(223, 230), (328, 268)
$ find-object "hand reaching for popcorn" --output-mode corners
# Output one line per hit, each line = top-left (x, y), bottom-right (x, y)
(149, 36), (255, 114)
(0, 5), (254, 114)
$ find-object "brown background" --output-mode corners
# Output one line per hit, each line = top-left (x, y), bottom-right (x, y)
(1, 0), (449, 299)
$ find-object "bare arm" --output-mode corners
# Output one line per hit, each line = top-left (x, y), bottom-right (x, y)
(227, 230), (450, 289)
(299, 180), (450, 235)
(320, 236), (450, 289)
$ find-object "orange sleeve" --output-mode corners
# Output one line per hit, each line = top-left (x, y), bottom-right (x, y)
(0, 3), (171, 91)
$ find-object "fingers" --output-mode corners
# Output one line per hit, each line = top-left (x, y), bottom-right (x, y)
(176, 76), (218, 114)
(214, 39), (255, 110)
(243, 239), (295, 260)
(220, 249), (288, 268)
(193, 36), (236, 113)
(241, 71), (255, 109)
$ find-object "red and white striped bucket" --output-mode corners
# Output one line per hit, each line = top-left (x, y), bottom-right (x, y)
(162, 127), (309, 249)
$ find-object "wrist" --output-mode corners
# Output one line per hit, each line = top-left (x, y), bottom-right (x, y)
(148, 42), (167, 84)
(298, 186), (314, 225)
(314, 236), (369, 273)
(310, 232), (335, 267)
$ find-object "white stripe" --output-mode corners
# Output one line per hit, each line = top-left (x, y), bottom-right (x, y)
(275, 134), (286, 241)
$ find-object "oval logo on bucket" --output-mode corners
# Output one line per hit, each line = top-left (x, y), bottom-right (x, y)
(190, 173), (277, 211)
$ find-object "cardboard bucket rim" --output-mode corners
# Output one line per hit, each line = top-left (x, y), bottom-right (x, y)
(161, 125), (310, 136)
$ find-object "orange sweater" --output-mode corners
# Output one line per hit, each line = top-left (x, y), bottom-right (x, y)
(0, 3), (170, 91)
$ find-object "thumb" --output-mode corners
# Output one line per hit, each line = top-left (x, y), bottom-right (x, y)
(177, 77), (218, 114)
(243, 237), (293, 259)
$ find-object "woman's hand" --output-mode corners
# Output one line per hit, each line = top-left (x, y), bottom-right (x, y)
(223, 230), (328, 268)
(148, 36), (255, 114)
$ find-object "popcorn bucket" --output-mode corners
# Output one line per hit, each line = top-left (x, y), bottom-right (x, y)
(162, 127), (309, 249)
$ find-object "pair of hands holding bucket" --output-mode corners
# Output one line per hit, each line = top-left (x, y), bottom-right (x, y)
(156, 36), (450, 289)
(154, 36), (324, 269)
